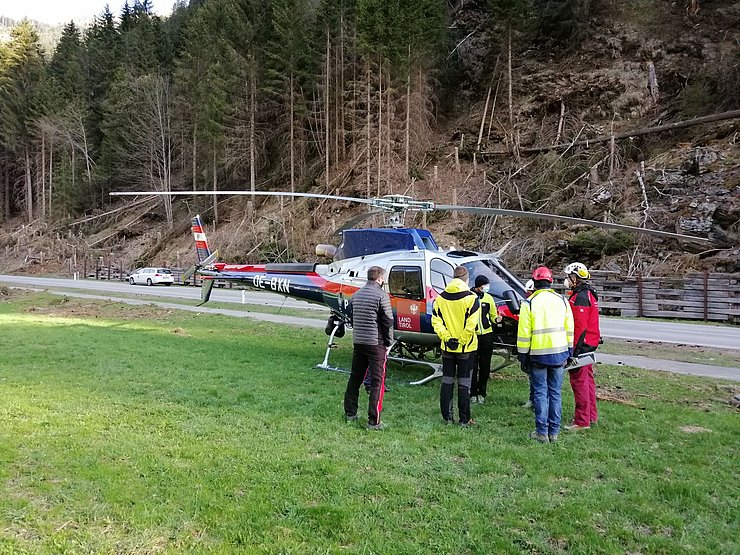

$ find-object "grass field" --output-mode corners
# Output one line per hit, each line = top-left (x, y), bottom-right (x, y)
(0, 292), (737, 554)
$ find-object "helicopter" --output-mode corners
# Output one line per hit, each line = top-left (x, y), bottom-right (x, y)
(110, 190), (708, 383)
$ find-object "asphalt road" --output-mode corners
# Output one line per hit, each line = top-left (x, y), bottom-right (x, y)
(0, 274), (327, 312)
(2, 275), (738, 349)
(2, 275), (737, 381)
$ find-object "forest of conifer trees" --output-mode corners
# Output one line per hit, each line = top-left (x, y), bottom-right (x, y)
(0, 0), (596, 229)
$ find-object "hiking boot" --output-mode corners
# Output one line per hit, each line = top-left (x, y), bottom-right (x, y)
(460, 419), (476, 428)
(345, 414), (358, 423)
(548, 434), (559, 443)
(564, 424), (591, 432)
(530, 431), (549, 443)
(522, 400), (533, 409)
(366, 422), (385, 431)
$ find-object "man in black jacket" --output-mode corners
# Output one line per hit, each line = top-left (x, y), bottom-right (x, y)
(344, 266), (394, 429)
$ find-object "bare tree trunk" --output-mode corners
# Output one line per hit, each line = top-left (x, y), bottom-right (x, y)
(212, 145), (218, 226)
(477, 81), (493, 149)
(25, 148), (33, 222)
(41, 132), (46, 221)
(377, 58), (382, 196)
(325, 28), (331, 188)
(647, 62), (659, 104)
(385, 78), (391, 192)
(405, 49), (411, 184)
(0, 164), (10, 222)
(555, 100), (565, 144)
(290, 74), (295, 195)
(249, 68), (256, 220)
(366, 66), (371, 198)
(340, 13), (346, 160)
(192, 121), (197, 191)
(48, 137), (53, 216)
(487, 78), (500, 140)
(508, 27), (513, 130)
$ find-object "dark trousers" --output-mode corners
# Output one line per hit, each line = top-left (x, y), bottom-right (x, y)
(471, 334), (494, 398)
(344, 343), (387, 426)
(440, 351), (472, 424)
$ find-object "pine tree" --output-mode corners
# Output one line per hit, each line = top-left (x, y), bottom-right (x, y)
(266, 0), (316, 193)
(0, 20), (46, 222)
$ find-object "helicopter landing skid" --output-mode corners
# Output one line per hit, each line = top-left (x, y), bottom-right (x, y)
(396, 358), (442, 385)
(316, 322), (350, 374)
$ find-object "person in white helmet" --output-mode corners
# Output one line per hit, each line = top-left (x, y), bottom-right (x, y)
(563, 262), (601, 431)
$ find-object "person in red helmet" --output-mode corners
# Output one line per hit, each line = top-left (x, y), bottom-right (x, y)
(563, 262), (601, 431)
(516, 266), (574, 443)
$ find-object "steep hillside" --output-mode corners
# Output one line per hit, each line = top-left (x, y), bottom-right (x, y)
(1, 1), (738, 278)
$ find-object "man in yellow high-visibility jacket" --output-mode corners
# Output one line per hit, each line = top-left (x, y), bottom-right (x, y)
(517, 266), (574, 443)
(432, 265), (479, 426)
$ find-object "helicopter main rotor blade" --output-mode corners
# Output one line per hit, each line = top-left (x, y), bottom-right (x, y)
(110, 190), (375, 205)
(332, 211), (384, 236)
(433, 204), (710, 242)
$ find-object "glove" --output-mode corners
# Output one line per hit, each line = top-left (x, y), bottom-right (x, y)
(566, 357), (576, 370)
(517, 353), (529, 365)
(445, 338), (460, 351)
(520, 362), (531, 374)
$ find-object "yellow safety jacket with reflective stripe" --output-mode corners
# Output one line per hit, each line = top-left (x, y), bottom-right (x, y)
(477, 292), (495, 336)
(432, 278), (480, 353)
(516, 288), (574, 366)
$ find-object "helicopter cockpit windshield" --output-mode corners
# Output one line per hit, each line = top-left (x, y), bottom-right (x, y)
(463, 260), (525, 304)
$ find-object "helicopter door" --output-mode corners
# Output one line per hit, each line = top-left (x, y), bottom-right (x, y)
(387, 265), (425, 333)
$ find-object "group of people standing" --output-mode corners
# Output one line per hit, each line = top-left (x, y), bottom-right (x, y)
(342, 262), (600, 442)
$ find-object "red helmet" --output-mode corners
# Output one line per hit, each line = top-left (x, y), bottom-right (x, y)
(532, 266), (553, 282)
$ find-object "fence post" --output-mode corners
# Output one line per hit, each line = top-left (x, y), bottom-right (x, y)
(703, 270), (709, 321)
(636, 272), (644, 318)
(83, 257), (87, 279)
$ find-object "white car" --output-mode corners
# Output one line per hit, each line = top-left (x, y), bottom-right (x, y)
(129, 267), (174, 286)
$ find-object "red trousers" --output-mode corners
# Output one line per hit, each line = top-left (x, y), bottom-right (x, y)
(569, 364), (598, 427)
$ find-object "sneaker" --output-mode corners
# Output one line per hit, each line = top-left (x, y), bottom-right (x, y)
(478, 396), (486, 404)
(530, 431), (549, 443)
(443, 418), (454, 425)
(522, 400), (533, 409)
(460, 419), (476, 428)
(345, 414), (358, 423)
(366, 422), (385, 431)
(564, 424), (591, 432)
(548, 434), (559, 443)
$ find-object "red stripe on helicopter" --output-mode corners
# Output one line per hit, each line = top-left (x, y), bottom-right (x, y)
(192, 224), (203, 233)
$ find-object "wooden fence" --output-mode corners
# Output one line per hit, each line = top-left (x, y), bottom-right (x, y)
(584, 271), (740, 324)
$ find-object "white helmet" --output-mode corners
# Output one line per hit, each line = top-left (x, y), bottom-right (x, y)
(524, 279), (535, 292)
(564, 262), (590, 280)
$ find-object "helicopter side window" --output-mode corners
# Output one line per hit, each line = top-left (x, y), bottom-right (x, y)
(388, 266), (424, 300)
(430, 258), (455, 294)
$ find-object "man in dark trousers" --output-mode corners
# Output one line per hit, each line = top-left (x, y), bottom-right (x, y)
(432, 265), (480, 426)
(470, 275), (495, 404)
(563, 262), (601, 431)
(344, 266), (394, 430)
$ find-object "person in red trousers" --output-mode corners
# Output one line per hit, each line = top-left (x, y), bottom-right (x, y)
(563, 263), (601, 431)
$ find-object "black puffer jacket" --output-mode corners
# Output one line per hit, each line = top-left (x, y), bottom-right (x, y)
(349, 281), (394, 346)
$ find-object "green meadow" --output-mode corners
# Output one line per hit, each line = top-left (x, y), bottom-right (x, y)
(0, 292), (737, 554)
